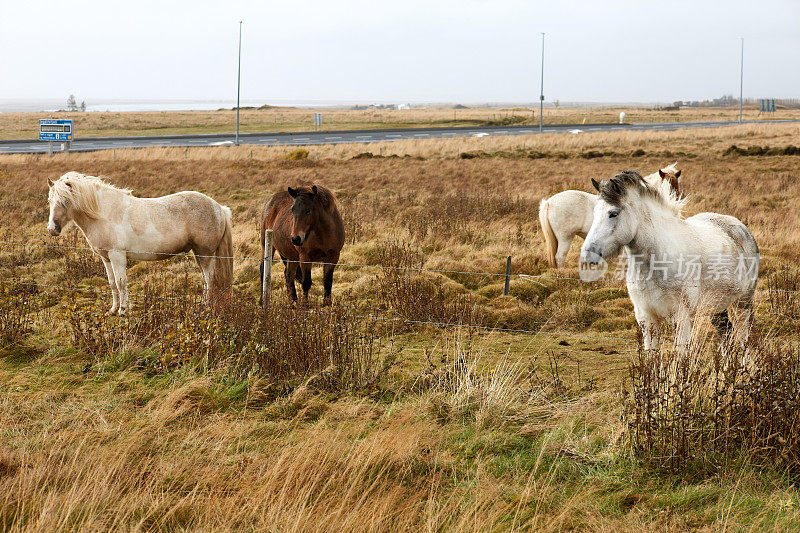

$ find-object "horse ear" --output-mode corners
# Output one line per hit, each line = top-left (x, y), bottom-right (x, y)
(287, 187), (298, 198)
(591, 178), (601, 192)
(658, 169), (666, 178)
(65, 181), (73, 188)
(47, 178), (54, 188)
(674, 170), (682, 180)
(311, 185), (318, 196)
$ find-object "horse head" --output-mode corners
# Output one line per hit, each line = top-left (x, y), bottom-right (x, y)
(581, 170), (646, 267)
(47, 177), (73, 236)
(658, 167), (682, 197)
(287, 185), (319, 246)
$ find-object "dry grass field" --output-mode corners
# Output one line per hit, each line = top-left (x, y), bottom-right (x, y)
(2, 105), (800, 139)
(1, 123), (800, 530)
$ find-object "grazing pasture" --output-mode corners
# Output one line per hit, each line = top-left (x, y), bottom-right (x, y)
(0, 123), (799, 530)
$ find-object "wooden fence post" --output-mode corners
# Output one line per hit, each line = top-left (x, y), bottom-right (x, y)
(261, 229), (273, 309)
(504, 256), (511, 296)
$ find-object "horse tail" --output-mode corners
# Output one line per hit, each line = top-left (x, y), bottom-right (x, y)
(539, 198), (558, 268)
(212, 206), (234, 296)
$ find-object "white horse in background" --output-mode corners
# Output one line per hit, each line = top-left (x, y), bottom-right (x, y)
(580, 170), (758, 355)
(539, 162), (682, 268)
(47, 172), (233, 315)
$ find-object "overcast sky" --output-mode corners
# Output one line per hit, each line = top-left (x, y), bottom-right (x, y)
(1, 0), (798, 104)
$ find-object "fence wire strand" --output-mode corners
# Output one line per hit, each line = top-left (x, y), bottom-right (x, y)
(3, 237), (797, 350)
(1, 239), (798, 294)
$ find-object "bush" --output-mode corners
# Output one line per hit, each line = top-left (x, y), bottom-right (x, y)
(723, 144), (800, 157)
(283, 148), (309, 161)
(62, 277), (387, 394)
(376, 270), (484, 327)
(723, 144), (747, 156)
(0, 278), (36, 345)
(624, 337), (800, 474)
(766, 267), (800, 319)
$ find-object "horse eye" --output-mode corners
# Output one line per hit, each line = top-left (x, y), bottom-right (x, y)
(609, 212), (618, 218)
(305, 210), (311, 215)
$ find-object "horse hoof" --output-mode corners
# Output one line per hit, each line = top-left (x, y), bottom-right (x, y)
(106, 310), (117, 317)
(118, 309), (127, 317)
(322, 298), (332, 308)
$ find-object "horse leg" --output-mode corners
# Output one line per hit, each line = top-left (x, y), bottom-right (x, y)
(730, 297), (754, 348)
(109, 251), (129, 316)
(284, 258), (299, 304)
(101, 256), (119, 315)
(299, 259), (313, 308)
(635, 307), (662, 355)
(730, 296), (755, 368)
(673, 312), (692, 357)
(195, 255), (214, 304)
(555, 237), (571, 269)
(710, 310), (733, 340)
(322, 262), (336, 307)
(641, 319), (662, 354)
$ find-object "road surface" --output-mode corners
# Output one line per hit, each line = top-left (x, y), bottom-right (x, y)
(1, 120), (797, 154)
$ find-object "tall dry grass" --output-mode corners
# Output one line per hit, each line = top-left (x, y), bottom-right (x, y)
(625, 331), (800, 474)
(0, 124), (799, 530)
(0, 322), (644, 532)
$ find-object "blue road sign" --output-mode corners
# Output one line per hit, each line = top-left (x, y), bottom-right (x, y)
(39, 119), (73, 141)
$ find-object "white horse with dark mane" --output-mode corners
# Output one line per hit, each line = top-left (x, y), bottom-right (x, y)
(539, 163), (682, 268)
(580, 170), (758, 355)
(47, 172), (233, 315)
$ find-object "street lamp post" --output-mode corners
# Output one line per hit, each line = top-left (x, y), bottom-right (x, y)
(739, 37), (744, 123)
(236, 21), (242, 145)
(539, 32), (545, 133)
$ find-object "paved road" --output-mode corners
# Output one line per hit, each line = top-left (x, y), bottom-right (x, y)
(1, 120), (797, 154)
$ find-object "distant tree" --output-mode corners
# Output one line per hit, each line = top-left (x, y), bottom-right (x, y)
(80, 101), (86, 112)
(553, 99), (560, 109)
(66, 94), (78, 111)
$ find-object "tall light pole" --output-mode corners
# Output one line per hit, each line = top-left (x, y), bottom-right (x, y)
(739, 37), (744, 123)
(236, 21), (242, 145)
(539, 32), (545, 132)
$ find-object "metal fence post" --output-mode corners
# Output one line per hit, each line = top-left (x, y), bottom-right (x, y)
(261, 229), (273, 308)
(504, 256), (511, 296)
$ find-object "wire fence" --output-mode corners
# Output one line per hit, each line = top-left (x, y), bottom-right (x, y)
(1, 239), (798, 294)
(0, 237), (650, 348)
(1, 235), (797, 353)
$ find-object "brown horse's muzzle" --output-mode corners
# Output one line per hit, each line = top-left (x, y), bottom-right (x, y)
(291, 230), (309, 246)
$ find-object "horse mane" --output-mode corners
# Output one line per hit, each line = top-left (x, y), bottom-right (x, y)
(294, 184), (336, 210)
(599, 170), (687, 216)
(51, 172), (132, 219)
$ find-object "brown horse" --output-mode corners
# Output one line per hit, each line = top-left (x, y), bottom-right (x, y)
(260, 184), (345, 307)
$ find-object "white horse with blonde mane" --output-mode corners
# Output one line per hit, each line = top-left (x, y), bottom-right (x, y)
(47, 172), (233, 315)
(539, 162), (682, 268)
(580, 170), (758, 355)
